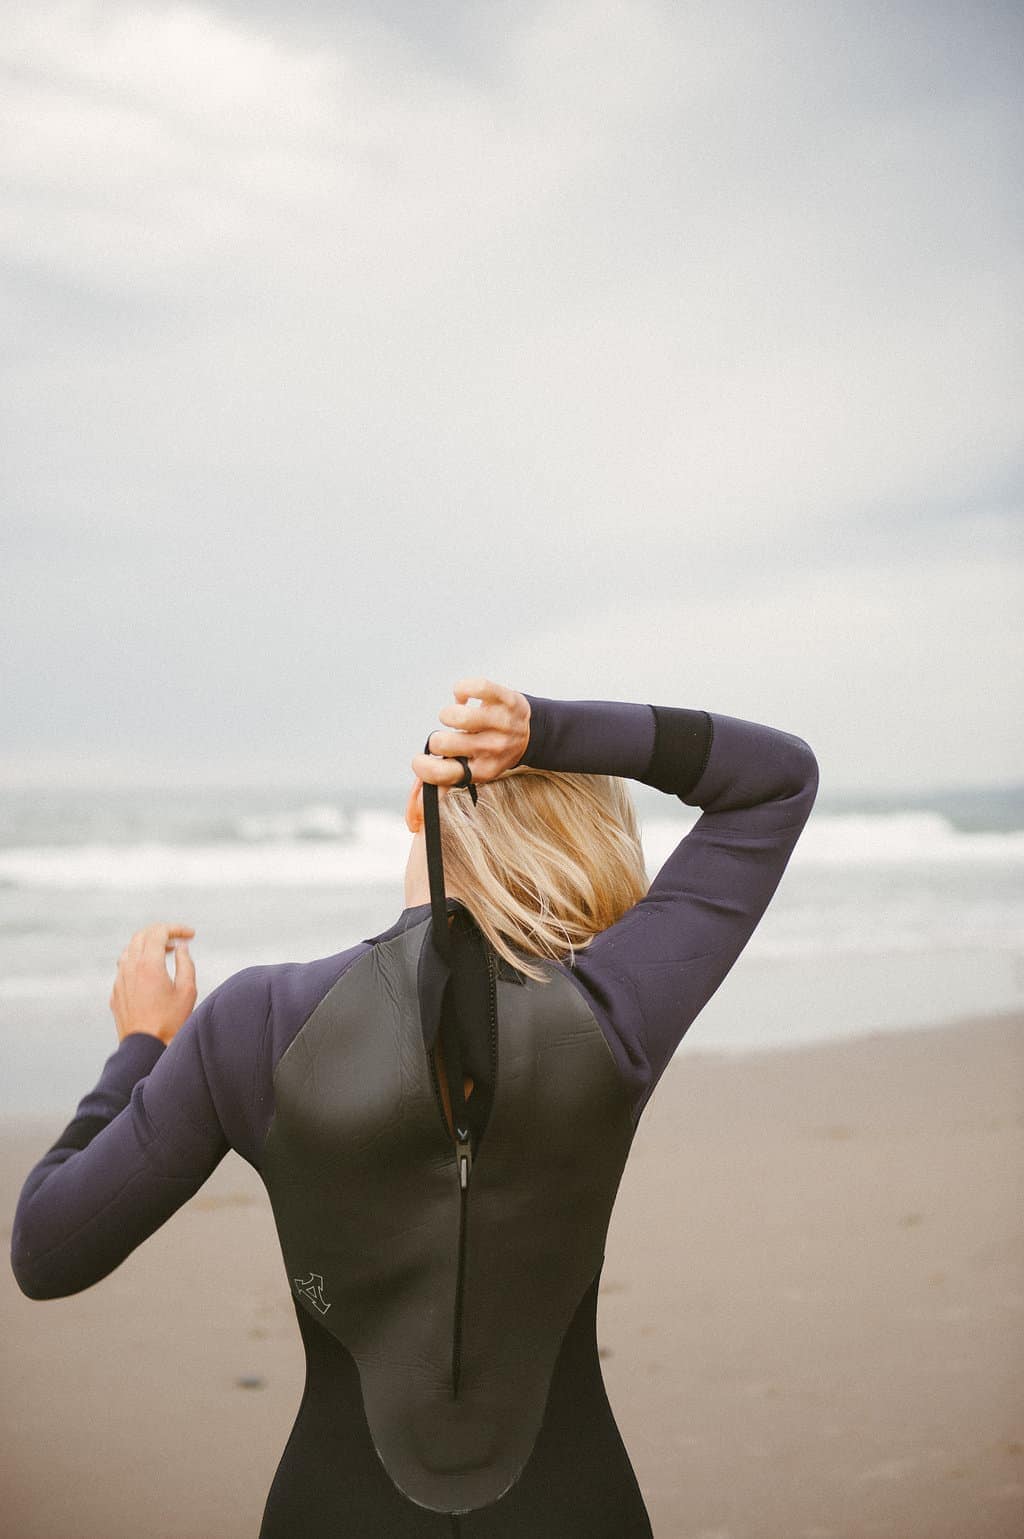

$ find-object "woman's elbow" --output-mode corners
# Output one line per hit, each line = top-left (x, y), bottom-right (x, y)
(773, 729), (820, 800)
(10, 1248), (59, 1300)
(10, 1255), (92, 1302)
(792, 738), (820, 818)
(795, 736), (819, 792)
(10, 1223), (85, 1302)
(772, 733), (819, 821)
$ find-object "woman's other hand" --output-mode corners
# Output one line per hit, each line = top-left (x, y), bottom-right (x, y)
(109, 922), (198, 1045)
(411, 676), (531, 787)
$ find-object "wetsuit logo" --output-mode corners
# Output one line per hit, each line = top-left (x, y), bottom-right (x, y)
(293, 1270), (332, 1314)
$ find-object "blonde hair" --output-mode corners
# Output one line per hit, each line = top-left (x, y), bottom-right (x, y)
(438, 766), (649, 984)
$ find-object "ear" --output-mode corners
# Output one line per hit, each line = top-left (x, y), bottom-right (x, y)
(405, 778), (424, 834)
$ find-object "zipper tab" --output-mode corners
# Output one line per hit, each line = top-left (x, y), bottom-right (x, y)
(455, 1130), (473, 1189)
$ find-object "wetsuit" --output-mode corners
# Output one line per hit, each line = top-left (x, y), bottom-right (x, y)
(9, 695), (819, 1537)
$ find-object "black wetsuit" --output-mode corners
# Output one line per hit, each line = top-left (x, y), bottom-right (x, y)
(10, 695), (819, 1536)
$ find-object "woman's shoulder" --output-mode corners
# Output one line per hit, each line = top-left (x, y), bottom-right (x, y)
(263, 940), (374, 1032)
(195, 942), (374, 1074)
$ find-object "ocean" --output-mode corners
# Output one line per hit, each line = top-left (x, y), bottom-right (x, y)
(1, 781), (1021, 1117)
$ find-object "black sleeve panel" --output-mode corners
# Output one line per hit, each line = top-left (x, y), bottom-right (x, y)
(643, 706), (714, 800)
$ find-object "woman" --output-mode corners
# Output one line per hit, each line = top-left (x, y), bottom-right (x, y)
(10, 677), (819, 1537)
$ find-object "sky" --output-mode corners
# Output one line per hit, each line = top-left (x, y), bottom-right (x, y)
(1, 0), (1020, 796)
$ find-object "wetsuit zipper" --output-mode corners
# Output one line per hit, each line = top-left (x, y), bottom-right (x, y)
(451, 946), (496, 1397)
(451, 1132), (471, 1396)
(443, 945), (497, 1401)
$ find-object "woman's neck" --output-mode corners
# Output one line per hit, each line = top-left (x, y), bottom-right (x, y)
(404, 881), (465, 912)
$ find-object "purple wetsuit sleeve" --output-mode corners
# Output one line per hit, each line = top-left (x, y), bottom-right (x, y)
(8, 943), (371, 1301)
(519, 693), (819, 1122)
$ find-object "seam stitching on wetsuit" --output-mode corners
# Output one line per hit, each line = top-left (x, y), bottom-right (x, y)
(549, 962), (644, 1126)
(186, 986), (227, 1144)
(544, 961), (638, 1117)
(696, 710), (714, 786)
(267, 945), (376, 1093)
(700, 803), (815, 836)
(249, 981), (274, 1163)
(134, 1125), (209, 1180)
(644, 702), (660, 783)
(309, 945), (376, 1035)
(260, 946), (383, 1164)
(21, 1154), (194, 1271)
(45, 1112), (114, 1156)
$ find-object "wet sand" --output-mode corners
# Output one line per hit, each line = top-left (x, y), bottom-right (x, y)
(2, 1012), (1022, 1539)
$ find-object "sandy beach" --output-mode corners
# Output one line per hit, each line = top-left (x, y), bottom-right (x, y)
(2, 1011), (1022, 1539)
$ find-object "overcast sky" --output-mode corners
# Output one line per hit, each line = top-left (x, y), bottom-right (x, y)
(1, 0), (1020, 796)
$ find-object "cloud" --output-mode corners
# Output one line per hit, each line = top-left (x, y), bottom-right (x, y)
(0, 0), (1020, 787)
(503, 546), (1024, 792)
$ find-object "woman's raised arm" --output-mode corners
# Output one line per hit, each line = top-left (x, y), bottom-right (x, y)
(518, 693), (819, 1123)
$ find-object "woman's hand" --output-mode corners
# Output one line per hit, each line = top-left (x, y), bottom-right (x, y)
(109, 922), (198, 1046)
(411, 676), (531, 787)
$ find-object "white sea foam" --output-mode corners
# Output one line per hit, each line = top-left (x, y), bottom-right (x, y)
(1, 807), (1022, 891)
(640, 810), (1024, 870)
(234, 803), (352, 842)
(0, 809), (409, 889)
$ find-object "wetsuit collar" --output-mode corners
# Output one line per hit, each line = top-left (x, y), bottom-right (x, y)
(362, 898), (472, 949)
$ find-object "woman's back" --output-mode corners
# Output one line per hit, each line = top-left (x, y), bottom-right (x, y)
(260, 908), (646, 1534)
(10, 688), (819, 1539)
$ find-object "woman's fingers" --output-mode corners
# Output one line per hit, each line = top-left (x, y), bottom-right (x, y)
(110, 922), (198, 1043)
(118, 923), (195, 971)
(425, 727), (507, 756)
(452, 677), (515, 707)
(172, 939), (196, 998)
(438, 701), (506, 731)
(410, 752), (476, 786)
(139, 923), (195, 966)
(412, 678), (531, 785)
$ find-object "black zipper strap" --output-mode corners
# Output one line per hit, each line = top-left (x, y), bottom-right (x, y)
(422, 734), (477, 806)
(421, 733), (477, 965)
(453, 755), (478, 802)
(420, 732), (476, 1166)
